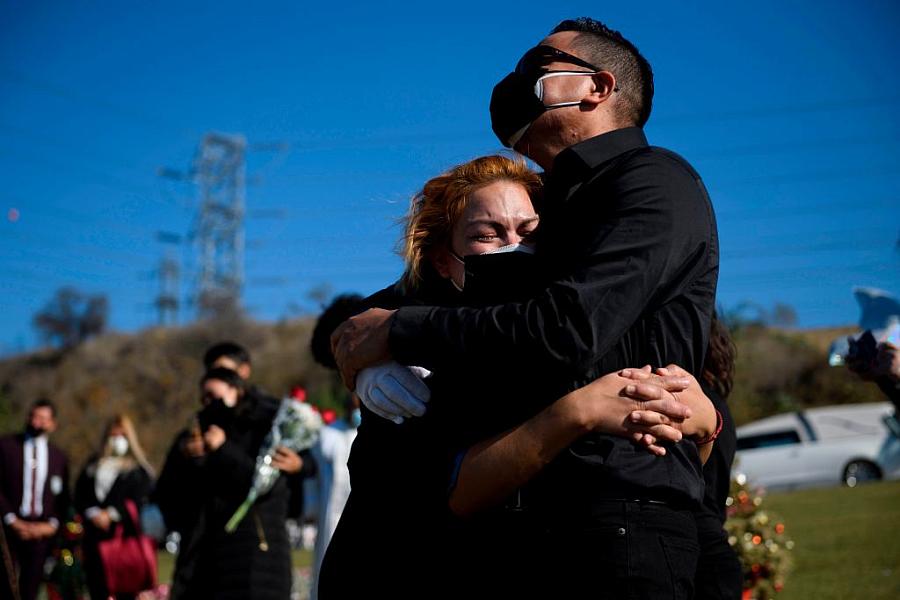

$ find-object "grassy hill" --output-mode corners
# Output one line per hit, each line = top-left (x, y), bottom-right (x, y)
(0, 317), (888, 477)
(0, 315), (340, 473)
(727, 323), (887, 425)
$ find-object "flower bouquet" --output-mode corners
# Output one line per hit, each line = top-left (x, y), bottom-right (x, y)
(225, 397), (322, 532)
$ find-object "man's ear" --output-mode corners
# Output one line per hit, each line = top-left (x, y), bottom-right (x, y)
(237, 364), (252, 380)
(431, 248), (452, 279)
(582, 71), (617, 106)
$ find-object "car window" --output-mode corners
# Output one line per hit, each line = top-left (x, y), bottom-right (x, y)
(737, 429), (802, 451)
(884, 414), (900, 439)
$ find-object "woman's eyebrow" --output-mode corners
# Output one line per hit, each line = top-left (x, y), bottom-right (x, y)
(466, 216), (539, 229)
(465, 219), (502, 229)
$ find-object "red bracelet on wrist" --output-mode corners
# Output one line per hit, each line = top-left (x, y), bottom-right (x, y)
(694, 409), (723, 445)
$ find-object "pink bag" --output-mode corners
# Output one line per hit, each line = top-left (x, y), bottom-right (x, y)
(97, 500), (158, 594)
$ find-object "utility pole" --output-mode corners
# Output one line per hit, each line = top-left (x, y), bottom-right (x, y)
(192, 132), (247, 318)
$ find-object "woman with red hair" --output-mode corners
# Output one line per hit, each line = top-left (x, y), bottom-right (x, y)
(317, 155), (716, 598)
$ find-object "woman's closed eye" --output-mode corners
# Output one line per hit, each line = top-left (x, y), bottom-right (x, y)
(470, 231), (498, 242)
(519, 227), (538, 242)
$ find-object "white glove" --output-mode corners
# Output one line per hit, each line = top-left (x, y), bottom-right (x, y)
(355, 362), (432, 424)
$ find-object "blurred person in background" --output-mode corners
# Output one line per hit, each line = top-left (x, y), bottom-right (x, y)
(848, 338), (900, 409)
(0, 523), (17, 600)
(154, 342), (313, 561)
(308, 295), (364, 600)
(158, 367), (300, 600)
(203, 341), (253, 381)
(0, 398), (70, 600)
(202, 341), (314, 514)
(75, 414), (155, 600)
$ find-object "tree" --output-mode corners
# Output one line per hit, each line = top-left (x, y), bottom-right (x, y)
(306, 283), (334, 310)
(32, 287), (109, 348)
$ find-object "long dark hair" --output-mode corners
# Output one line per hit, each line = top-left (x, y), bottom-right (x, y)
(702, 311), (736, 399)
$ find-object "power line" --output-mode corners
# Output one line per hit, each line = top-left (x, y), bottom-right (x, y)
(4, 69), (897, 151)
(0, 147), (175, 204)
(654, 96), (900, 124)
(689, 134), (900, 161)
(711, 164), (900, 187)
(0, 68), (198, 140)
(715, 196), (898, 221)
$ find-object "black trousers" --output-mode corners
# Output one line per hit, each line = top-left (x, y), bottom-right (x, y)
(6, 531), (52, 600)
(540, 500), (700, 600)
(694, 517), (743, 600)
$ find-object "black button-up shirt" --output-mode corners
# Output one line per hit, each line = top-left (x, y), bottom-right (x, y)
(390, 127), (719, 506)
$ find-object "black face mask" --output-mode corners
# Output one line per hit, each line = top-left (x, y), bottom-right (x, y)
(490, 71), (549, 148)
(461, 247), (542, 307)
(25, 425), (46, 437)
(198, 398), (236, 432)
(490, 44), (603, 148)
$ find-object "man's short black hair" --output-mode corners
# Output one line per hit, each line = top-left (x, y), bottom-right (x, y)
(200, 367), (246, 392)
(310, 294), (365, 370)
(203, 341), (251, 370)
(31, 398), (57, 418)
(551, 17), (654, 128)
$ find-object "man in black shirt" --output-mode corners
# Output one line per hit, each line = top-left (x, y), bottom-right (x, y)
(333, 18), (719, 598)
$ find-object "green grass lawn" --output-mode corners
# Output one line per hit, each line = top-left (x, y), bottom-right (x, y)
(762, 479), (900, 599)
(156, 548), (313, 585)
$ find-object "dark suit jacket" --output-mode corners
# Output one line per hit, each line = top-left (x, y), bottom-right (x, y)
(0, 434), (70, 523)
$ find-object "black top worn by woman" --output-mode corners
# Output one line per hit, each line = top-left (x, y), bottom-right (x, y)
(318, 270), (458, 599)
(693, 385), (743, 599)
(319, 257), (545, 599)
(75, 460), (153, 600)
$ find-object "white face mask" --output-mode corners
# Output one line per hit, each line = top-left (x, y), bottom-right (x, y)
(109, 435), (129, 457)
(483, 243), (536, 255)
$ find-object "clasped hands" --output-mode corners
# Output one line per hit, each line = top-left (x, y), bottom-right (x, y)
(8, 518), (57, 541)
(353, 358), (714, 455)
(186, 427), (302, 474)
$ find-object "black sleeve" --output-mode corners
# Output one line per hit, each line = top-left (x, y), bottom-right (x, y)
(205, 439), (256, 502)
(110, 467), (155, 535)
(154, 432), (205, 533)
(390, 155), (715, 386)
(73, 462), (98, 514)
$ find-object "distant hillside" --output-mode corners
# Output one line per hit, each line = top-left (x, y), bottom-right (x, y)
(728, 323), (888, 425)
(0, 318), (887, 479)
(0, 315), (338, 475)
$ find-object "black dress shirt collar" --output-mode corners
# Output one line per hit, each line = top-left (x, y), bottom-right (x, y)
(550, 126), (649, 182)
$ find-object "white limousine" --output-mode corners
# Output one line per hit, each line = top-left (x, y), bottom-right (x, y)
(734, 402), (898, 491)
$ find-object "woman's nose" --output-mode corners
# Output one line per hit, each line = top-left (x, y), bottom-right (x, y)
(504, 231), (524, 246)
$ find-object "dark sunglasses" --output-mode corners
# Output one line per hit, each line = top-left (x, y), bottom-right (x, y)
(515, 45), (601, 76)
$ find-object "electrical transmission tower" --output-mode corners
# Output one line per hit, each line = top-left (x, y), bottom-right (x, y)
(191, 132), (247, 318)
(154, 231), (181, 325)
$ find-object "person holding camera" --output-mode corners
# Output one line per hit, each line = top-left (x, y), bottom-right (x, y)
(848, 337), (900, 409)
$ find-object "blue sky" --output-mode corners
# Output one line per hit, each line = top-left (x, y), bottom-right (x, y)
(1, 0), (898, 353)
